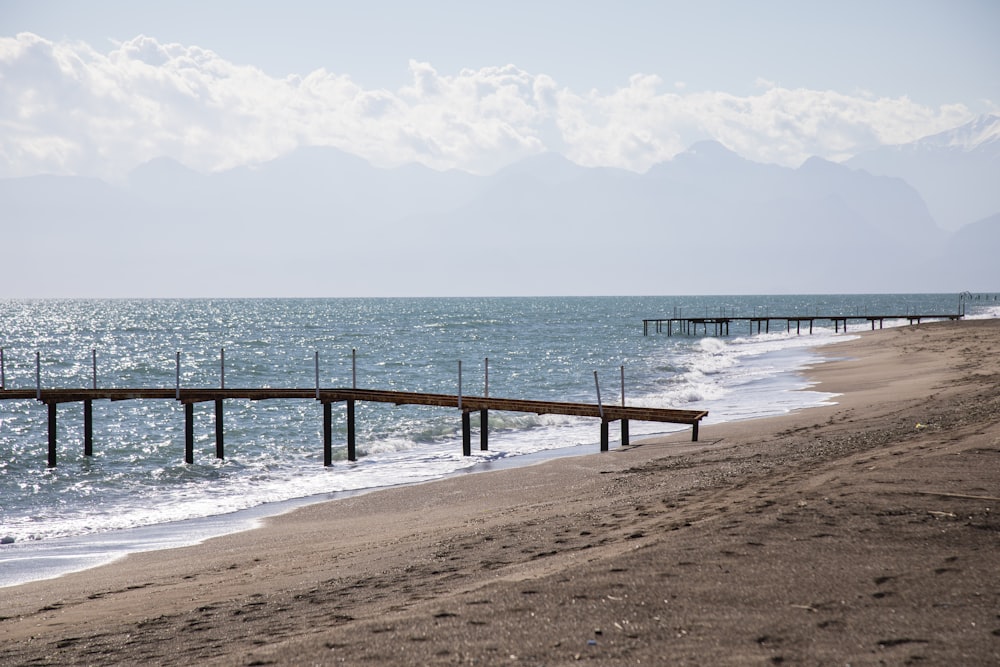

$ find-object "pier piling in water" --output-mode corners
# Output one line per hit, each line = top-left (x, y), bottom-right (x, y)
(462, 410), (471, 457)
(184, 403), (194, 465)
(215, 399), (224, 460)
(323, 402), (332, 467)
(346, 399), (357, 461)
(84, 399), (93, 457)
(47, 402), (57, 468)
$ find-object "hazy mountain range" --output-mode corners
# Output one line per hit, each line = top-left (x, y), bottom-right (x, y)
(3, 114), (998, 297)
(847, 114), (1000, 232)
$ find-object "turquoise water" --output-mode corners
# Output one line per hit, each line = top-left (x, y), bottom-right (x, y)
(0, 294), (994, 586)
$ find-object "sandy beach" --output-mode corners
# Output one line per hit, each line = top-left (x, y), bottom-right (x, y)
(2, 319), (998, 666)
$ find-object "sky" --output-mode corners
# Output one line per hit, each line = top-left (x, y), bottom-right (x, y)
(1, 0), (998, 182)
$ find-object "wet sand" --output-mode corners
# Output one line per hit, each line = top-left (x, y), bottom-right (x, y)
(1, 319), (998, 665)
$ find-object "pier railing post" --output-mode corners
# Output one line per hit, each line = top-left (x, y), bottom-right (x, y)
(595, 371), (609, 451)
(593, 371), (603, 419)
(459, 360), (471, 455)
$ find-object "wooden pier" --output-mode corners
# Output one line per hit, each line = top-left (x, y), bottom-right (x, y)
(643, 313), (963, 336)
(0, 386), (708, 468)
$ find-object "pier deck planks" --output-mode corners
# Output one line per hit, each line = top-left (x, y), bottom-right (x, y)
(0, 387), (707, 425)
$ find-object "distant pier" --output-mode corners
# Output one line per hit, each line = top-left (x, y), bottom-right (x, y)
(643, 313), (963, 336)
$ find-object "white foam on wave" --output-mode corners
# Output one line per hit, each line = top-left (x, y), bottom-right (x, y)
(635, 326), (844, 425)
(966, 304), (1000, 320)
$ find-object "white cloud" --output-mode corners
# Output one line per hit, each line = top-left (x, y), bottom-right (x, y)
(0, 32), (980, 181)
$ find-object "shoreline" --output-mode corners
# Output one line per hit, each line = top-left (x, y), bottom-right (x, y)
(0, 333), (838, 589)
(0, 437), (617, 589)
(2, 319), (998, 665)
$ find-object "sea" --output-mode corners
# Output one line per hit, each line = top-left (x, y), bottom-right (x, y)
(1, 294), (997, 588)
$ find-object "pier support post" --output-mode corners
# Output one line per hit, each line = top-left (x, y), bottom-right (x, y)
(47, 402), (57, 468)
(692, 421), (700, 442)
(462, 410), (471, 456)
(323, 402), (332, 467)
(346, 399), (356, 462)
(600, 420), (609, 452)
(480, 408), (489, 451)
(84, 399), (93, 457)
(184, 403), (194, 465)
(215, 399), (224, 460)
(621, 418), (629, 447)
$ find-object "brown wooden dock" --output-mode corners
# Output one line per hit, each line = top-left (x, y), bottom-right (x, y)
(643, 313), (963, 336)
(0, 387), (708, 468)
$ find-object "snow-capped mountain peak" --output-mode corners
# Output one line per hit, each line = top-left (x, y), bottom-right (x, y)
(916, 113), (1000, 152)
